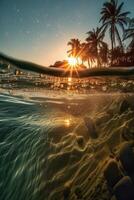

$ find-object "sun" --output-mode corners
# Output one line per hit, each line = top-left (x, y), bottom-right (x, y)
(65, 56), (79, 77)
(67, 56), (78, 67)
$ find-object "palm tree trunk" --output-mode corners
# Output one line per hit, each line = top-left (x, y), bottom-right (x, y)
(76, 57), (79, 65)
(88, 59), (90, 68)
(97, 49), (101, 67)
(97, 56), (101, 67)
(110, 25), (115, 66)
(111, 36), (114, 66)
(96, 46), (100, 67)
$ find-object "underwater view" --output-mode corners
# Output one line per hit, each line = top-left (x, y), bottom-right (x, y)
(1, 0), (134, 199)
(0, 83), (134, 200)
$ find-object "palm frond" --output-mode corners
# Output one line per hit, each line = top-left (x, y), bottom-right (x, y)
(115, 26), (123, 48)
(116, 2), (124, 15)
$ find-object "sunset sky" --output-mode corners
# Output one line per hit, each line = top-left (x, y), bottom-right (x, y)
(0, 0), (134, 66)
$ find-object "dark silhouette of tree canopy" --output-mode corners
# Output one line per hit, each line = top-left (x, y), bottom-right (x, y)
(67, 39), (81, 58)
(65, 0), (134, 68)
(86, 27), (106, 66)
(100, 0), (130, 64)
(124, 18), (134, 65)
(124, 18), (134, 49)
(99, 42), (109, 66)
(79, 42), (89, 65)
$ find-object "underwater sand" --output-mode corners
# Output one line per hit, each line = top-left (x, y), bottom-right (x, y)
(0, 89), (134, 200)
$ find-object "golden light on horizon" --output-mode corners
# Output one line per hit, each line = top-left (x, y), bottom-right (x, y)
(67, 56), (78, 67)
(65, 56), (81, 78)
(64, 119), (71, 127)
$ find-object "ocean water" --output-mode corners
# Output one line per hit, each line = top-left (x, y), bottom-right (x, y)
(0, 90), (134, 200)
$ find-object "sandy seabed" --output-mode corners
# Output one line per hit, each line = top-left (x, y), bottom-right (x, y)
(0, 88), (134, 200)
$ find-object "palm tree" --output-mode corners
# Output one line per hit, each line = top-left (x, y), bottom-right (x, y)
(86, 27), (106, 67)
(124, 18), (134, 64)
(79, 42), (88, 65)
(67, 39), (81, 62)
(112, 46), (124, 65)
(99, 42), (109, 66)
(124, 18), (134, 50)
(100, 0), (130, 65)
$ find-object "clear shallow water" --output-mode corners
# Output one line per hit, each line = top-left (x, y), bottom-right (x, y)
(0, 91), (134, 200)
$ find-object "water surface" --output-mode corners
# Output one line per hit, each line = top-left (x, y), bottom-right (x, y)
(0, 90), (134, 200)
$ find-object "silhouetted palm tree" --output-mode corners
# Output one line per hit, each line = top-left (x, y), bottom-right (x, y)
(86, 27), (105, 67)
(124, 18), (134, 64)
(99, 42), (109, 66)
(100, 0), (130, 64)
(67, 39), (81, 63)
(79, 42), (88, 65)
(112, 46), (124, 65)
(124, 18), (134, 49)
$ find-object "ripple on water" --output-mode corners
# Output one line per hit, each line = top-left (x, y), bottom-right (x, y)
(0, 93), (134, 200)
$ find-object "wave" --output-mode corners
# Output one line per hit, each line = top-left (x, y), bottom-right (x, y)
(0, 53), (134, 77)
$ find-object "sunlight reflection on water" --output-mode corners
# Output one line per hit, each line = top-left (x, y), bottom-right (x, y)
(0, 92), (134, 200)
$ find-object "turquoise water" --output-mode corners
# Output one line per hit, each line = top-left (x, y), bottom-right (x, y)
(0, 92), (134, 200)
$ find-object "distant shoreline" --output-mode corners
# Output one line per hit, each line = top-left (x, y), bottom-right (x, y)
(1, 53), (134, 78)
